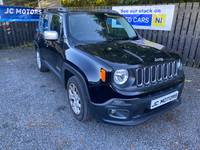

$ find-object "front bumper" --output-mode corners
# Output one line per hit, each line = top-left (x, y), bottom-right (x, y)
(89, 80), (184, 126)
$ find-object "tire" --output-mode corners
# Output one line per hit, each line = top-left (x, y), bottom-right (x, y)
(67, 76), (92, 121)
(36, 48), (48, 72)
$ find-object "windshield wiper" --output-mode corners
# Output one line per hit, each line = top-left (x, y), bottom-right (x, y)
(128, 36), (138, 40)
(96, 36), (138, 44)
(97, 39), (121, 43)
(115, 36), (138, 41)
(107, 39), (121, 42)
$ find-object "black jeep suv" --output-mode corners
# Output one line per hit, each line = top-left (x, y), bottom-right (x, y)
(34, 7), (185, 125)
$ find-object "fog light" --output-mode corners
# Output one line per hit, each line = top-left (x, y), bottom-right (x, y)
(112, 100), (125, 105)
(111, 109), (116, 114)
(109, 109), (130, 119)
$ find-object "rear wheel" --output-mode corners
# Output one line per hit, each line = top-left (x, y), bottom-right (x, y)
(36, 48), (48, 72)
(67, 76), (92, 121)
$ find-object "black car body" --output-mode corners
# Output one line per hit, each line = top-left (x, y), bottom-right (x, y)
(34, 7), (184, 125)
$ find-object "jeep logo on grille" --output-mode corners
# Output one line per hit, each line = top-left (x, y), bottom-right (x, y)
(155, 58), (164, 62)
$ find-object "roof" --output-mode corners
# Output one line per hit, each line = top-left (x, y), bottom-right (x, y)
(44, 7), (119, 14)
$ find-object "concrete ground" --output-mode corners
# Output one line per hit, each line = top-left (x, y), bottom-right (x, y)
(0, 47), (200, 150)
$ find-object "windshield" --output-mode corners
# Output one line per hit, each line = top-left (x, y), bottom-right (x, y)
(68, 13), (137, 43)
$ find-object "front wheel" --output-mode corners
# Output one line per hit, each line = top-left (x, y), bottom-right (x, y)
(67, 76), (92, 121)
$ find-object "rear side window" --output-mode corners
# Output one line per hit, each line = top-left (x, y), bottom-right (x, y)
(38, 15), (43, 32)
(42, 14), (49, 31)
(50, 15), (62, 39)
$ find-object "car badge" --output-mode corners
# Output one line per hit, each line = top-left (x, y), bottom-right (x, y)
(155, 58), (164, 62)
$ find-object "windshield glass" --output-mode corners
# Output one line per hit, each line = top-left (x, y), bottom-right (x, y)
(68, 13), (137, 43)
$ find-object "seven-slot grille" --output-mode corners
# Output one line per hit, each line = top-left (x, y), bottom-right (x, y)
(136, 61), (178, 86)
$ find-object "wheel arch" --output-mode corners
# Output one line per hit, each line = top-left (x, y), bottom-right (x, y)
(34, 40), (39, 51)
(62, 62), (104, 121)
(62, 62), (90, 101)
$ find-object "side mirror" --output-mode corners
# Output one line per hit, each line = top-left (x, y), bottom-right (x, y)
(44, 31), (58, 40)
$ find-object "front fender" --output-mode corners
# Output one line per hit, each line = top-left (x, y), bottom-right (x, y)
(62, 62), (89, 97)
(62, 62), (111, 121)
(64, 48), (113, 86)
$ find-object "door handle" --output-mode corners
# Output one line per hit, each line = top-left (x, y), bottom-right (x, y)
(55, 40), (61, 44)
(45, 41), (50, 47)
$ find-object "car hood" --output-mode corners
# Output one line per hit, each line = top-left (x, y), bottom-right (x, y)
(75, 39), (179, 69)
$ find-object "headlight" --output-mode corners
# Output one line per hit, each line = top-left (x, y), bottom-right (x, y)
(114, 69), (129, 84)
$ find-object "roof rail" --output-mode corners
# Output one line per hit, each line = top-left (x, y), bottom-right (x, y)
(44, 7), (69, 13)
(91, 9), (119, 14)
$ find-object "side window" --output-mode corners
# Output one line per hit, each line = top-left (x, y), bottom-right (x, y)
(50, 15), (62, 40)
(42, 14), (49, 31)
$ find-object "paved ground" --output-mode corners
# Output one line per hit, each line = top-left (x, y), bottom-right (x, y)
(0, 47), (200, 150)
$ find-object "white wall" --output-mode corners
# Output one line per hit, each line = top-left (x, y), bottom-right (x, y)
(0, 0), (3, 5)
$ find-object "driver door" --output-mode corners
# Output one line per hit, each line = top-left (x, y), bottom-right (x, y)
(49, 14), (63, 76)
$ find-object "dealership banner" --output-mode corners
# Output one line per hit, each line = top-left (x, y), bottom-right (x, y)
(112, 5), (175, 31)
(0, 6), (43, 22)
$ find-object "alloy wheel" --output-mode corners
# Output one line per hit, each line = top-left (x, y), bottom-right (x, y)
(68, 83), (81, 115)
